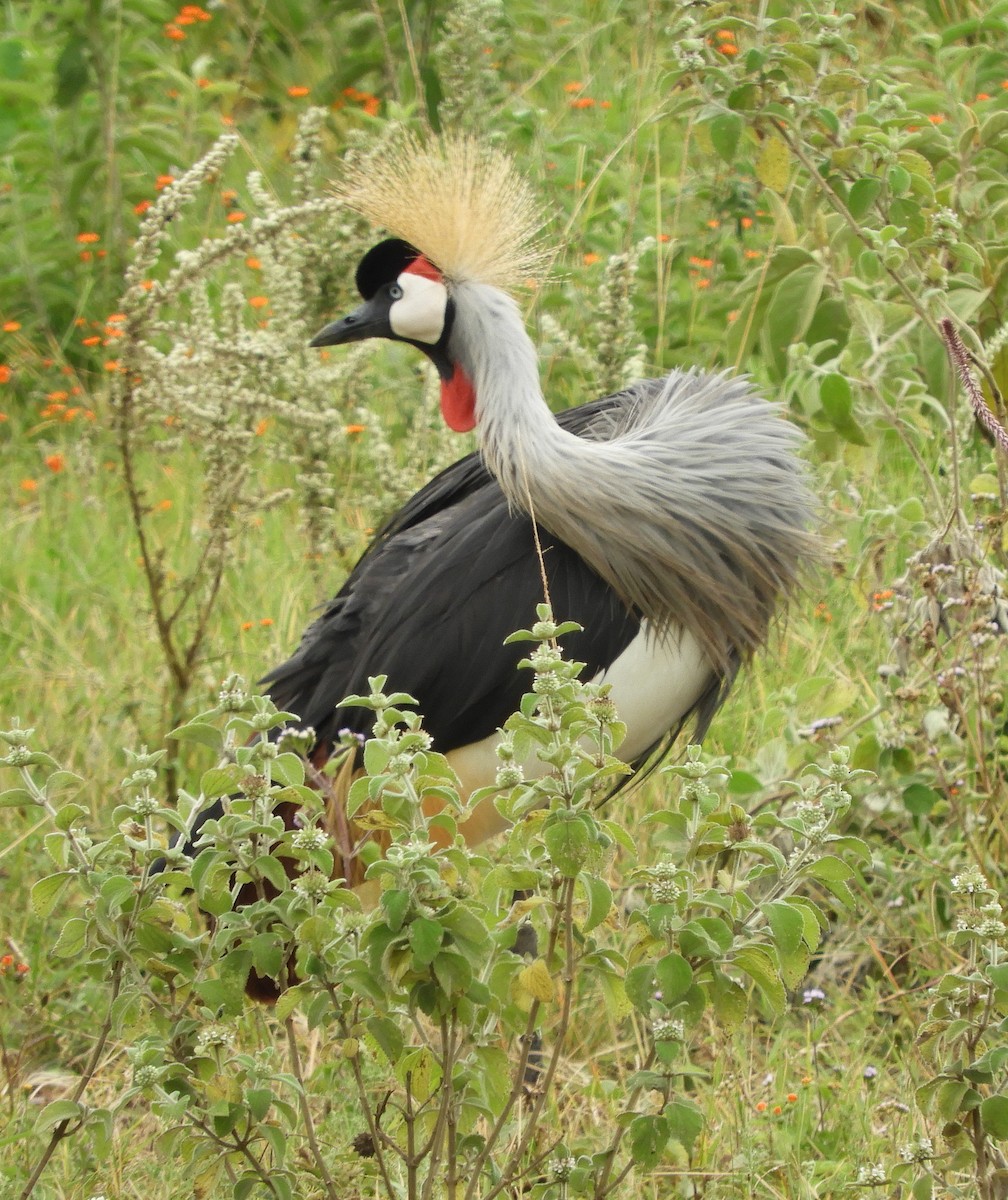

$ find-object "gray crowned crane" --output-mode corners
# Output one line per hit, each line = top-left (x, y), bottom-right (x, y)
(251, 135), (818, 887)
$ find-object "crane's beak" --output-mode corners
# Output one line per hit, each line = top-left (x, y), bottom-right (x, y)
(309, 296), (391, 348)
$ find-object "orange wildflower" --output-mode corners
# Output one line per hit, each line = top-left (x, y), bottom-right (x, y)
(180, 4), (211, 19)
(241, 621), (253, 631)
(571, 97), (596, 109)
(47, 390), (69, 402)
(583, 252), (601, 265)
(248, 295), (269, 309)
(79, 251), (92, 262)
(259, 617), (273, 627)
(76, 231), (100, 244)
(814, 601), (832, 622)
(103, 360), (121, 372)
(155, 498), (172, 511)
(106, 313), (126, 324)
(695, 277), (711, 289)
(155, 174), (175, 190)
(744, 249), (762, 259)
(254, 418), (269, 436)
(740, 216), (753, 229)
(773, 1105), (782, 1116)
(287, 85), (310, 97)
(717, 43), (738, 55)
(227, 211), (247, 223)
(165, 23), (185, 40)
(976, 92), (991, 101)
(755, 1101), (767, 1112)
(0, 365), (10, 383)
(689, 256), (714, 268)
(563, 81), (584, 92)
(82, 336), (101, 346)
(45, 453), (65, 473)
(246, 256), (262, 270)
(787, 1093), (798, 1103)
(134, 199), (151, 215)
(362, 95), (380, 117)
(221, 188), (238, 205)
(345, 423), (366, 435)
(19, 478), (38, 492)
(0, 412), (7, 422)
(62, 407), (82, 421)
(706, 219), (720, 229)
(3, 320), (20, 332)
(928, 113), (945, 124)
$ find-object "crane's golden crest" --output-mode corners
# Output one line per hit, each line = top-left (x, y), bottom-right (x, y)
(334, 133), (552, 294)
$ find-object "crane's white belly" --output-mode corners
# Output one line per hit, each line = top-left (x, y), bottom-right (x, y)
(591, 622), (712, 760)
(444, 623), (713, 843)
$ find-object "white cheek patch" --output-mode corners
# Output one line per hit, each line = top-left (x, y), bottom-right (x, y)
(389, 273), (448, 345)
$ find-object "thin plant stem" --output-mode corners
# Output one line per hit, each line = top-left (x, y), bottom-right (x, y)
(19, 959), (124, 1200)
(284, 1016), (340, 1200)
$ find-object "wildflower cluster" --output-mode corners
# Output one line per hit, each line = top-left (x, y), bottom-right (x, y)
(0, 953), (30, 979)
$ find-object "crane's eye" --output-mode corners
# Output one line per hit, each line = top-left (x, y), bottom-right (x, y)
(389, 283), (403, 300)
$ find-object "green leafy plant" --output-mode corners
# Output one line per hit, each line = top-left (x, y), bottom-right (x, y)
(1, 606), (873, 1198)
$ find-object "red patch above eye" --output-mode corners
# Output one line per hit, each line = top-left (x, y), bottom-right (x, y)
(403, 255), (443, 283)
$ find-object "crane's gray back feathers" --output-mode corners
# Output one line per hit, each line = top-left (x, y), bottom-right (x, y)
(449, 281), (817, 674)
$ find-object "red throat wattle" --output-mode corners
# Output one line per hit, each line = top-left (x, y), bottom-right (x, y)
(401, 255), (476, 432)
(441, 364), (477, 432)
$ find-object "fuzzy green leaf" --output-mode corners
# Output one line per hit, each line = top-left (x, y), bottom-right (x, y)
(654, 952), (693, 1004)
(409, 917), (444, 968)
(732, 945), (786, 1013)
(53, 916), (88, 959)
(708, 112), (742, 163)
(579, 871), (612, 933)
(367, 1015), (404, 1064)
(36, 1098), (84, 1134)
(981, 1095), (1008, 1140)
(629, 1114), (670, 1169)
(30, 871), (72, 918)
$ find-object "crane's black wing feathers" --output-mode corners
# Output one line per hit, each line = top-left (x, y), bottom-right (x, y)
(261, 394), (643, 752)
(261, 387), (728, 761)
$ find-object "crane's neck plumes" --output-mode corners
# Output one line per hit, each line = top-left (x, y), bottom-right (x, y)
(447, 281), (817, 674)
(447, 281), (572, 507)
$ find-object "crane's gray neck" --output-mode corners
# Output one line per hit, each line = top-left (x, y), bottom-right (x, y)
(447, 281), (570, 503)
(447, 280), (652, 624)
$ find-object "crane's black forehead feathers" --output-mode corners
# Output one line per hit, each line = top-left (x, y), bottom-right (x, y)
(355, 238), (425, 299)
